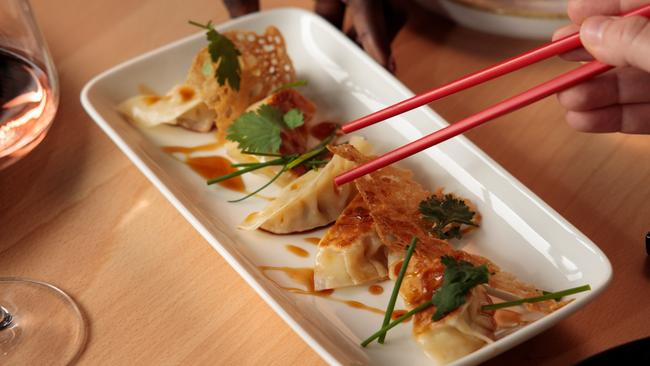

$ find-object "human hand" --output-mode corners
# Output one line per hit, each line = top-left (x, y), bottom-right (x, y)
(553, 0), (650, 133)
(222, 0), (406, 72)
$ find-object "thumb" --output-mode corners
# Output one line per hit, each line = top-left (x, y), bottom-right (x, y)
(581, 15), (650, 72)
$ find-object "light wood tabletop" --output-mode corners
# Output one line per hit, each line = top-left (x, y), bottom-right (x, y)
(1, 0), (648, 365)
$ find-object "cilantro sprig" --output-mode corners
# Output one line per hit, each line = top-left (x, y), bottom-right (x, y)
(208, 103), (318, 202)
(208, 129), (335, 203)
(362, 255), (488, 346)
(189, 20), (241, 91)
(420, 194), (478, 239)
(226, 104), (304, 154)
(362, 249), (592, 346)
(431, 256), (489, 320)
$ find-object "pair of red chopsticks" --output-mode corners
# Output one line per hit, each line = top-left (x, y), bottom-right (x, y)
(334, 4), (650, 186)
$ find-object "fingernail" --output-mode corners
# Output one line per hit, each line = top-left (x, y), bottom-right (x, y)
(581, 16), (612, 45)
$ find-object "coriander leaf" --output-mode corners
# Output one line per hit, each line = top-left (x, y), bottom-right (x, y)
(283, 108), (304, 129)
(257, 104), (284, 128)
(361, 252), (488, 346)
(207, 29), (241, 90)
(431, 256), (489, 321)
(420, 194), (477, 239)
(220, 129), (336, 202)
(226, 109), (282, 154)
(189, 20), (241, 91)
(226, 103), (306, 154)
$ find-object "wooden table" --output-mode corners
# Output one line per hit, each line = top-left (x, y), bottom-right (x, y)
(1, 0), (648, 364)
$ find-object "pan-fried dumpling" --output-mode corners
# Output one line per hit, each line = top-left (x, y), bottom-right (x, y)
(413, 286), (496, 365)
(314, 195), (387, 290)
(239, 136), (372, 234)
(225, 88), (317, 187)
(330, 144), (557, 360)
(118, 84), (215, 131)
(120, 26), (296, 134)
(329, 144), (542, 279)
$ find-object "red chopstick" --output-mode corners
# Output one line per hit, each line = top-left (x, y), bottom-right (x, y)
(334, 61), (612, 186)
(341, 4), (650, 134)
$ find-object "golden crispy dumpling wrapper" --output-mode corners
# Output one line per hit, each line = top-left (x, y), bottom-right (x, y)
(329, 144), (456, 258)
(186, 26), (296, 140)
(314, 195), (387, 290)
(414, 286), (496, 365)
(329, 144), (560, 313)
(330, 144), (566, 363)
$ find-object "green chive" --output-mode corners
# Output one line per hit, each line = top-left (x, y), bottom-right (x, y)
(230, 161), (285, 168)
(286, 146), (325, 170)
(378, 237), (417, 344)
(228, 166), (287, 203)
(212, 129), (338, 201)
(285, 133), (335, 170)
(241, 151), (286, 157)
(482, 285), (591, 311)
(361, 299), (434, 347)
(207, 157), (288, 185)
(188, 20), (210, 30)
(304, 159), (329, 165)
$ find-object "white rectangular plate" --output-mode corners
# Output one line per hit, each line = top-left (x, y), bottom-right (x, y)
(81, 8), (611, 366)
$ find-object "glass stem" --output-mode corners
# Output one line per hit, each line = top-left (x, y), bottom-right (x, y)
(0, 305), (12, 330)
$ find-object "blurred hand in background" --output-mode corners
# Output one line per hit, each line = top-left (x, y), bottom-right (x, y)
(222, 0), (406, 72)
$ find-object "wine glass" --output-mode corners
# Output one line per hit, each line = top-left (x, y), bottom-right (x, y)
(0, 1), (87, 364)
(0, 0), (58, 169)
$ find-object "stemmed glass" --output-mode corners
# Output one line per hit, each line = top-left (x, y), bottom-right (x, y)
(0, 0), (57, 168)
(0, 0), (87, 364)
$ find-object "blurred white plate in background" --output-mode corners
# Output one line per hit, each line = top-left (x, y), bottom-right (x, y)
(417, 0), (570, 40)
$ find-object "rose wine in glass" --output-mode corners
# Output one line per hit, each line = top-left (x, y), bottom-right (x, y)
(1, 1), (87, 364)
(0, 47), (57, 169)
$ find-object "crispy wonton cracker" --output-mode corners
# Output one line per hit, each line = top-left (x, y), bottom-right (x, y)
(186, 26), (296, 140)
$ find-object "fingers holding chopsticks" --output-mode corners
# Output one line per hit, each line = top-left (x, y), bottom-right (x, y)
(565, 104), (650, 134)
(580, 15), (650, 71)
(553, 0), (650, 134)
(559, 66), (650, 134)
(567, 0), (650, 24)
(335, 3), (650, 184)
(558, 67), (650, 111)
(554, 0), (650, 65)
(553, 24), (593, 61)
